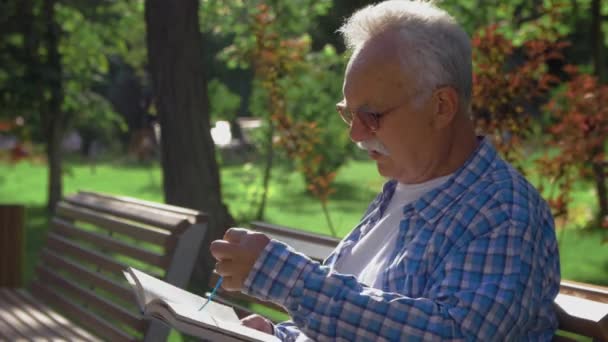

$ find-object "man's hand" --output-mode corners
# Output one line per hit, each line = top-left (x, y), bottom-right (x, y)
(210, 228), (270, 291)
(241, 314), (274, 334)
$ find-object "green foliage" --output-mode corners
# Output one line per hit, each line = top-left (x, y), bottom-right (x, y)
(202, 0), (332, 70)
(67, 90), (126, 149)
(0, 0), (145, 147)
(58, 4), (110, 78)
(0, 1), (43, 122)
(247, 44), (349, 170)
(225, 162), (267, 222)
(198, 0), (353, 228)
(208, 78), (241, 121)
(58, 1), (146, 144)
(440, 0), (570, 37)
(280, 44), (353, 174)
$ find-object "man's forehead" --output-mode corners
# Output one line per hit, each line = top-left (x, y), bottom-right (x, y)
(342, 45), (406, 108)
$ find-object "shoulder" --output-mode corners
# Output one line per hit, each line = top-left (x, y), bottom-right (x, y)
(447, 157), (554, 242)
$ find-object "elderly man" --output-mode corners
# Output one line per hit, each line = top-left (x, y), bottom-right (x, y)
(210, 1), (560, 340)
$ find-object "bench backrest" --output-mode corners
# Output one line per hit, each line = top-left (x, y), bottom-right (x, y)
(216, 221), (608, 341)
(29, 191), (207, 342)
(250, 221), (340, 262)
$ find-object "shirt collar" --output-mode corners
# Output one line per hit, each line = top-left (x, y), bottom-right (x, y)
(381, 136), (498, 224)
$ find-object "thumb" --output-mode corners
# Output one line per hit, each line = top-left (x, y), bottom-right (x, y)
(224, 227), (249, 244)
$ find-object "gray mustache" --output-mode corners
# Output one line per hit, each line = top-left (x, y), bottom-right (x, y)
(356, 139), (390, 156)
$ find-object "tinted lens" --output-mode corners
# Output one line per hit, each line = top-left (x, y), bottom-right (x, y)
(357, 112), (378, 130)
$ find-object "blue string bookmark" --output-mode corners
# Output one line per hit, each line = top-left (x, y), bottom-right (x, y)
(199, 276), (223, 311)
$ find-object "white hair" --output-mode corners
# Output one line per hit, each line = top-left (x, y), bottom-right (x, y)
(339, 0), (472, 110)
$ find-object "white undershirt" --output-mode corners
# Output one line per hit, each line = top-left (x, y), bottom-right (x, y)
(294, 175), (451, 341)
(334, 174), (451, 288)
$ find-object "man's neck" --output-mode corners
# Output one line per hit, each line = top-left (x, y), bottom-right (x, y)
(398, 116), (478, 184)
(438, 117), (479, 177)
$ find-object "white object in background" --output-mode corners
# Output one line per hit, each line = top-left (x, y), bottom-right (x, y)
(211, 120), (232, 146)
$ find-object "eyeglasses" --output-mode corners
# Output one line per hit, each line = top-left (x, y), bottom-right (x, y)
(336, 101), (402, 131)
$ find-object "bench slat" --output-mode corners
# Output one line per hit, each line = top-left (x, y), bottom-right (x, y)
(64, 193), (190, 232)
(0, 314), (21, 341)
(41, 249), (135, 303)
(0, 289), (66, 340)
(560, 280), (608, 303)
(31, 282), (136, 342)
(57, 202), (174, 247)
(46, 232), (128, 275)
(11, 289), (100, 341)
(35, 266), (145, 332)
(0, 309), (28, 340)
(52, 217), (169, 268)
(0, 289), (96, 341)
(78, 190), (207, 223)
(45, 233), (162, 280)
(0, 289), (41, 340)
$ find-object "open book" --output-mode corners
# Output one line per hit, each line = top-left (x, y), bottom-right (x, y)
(123, 267), (280, 342)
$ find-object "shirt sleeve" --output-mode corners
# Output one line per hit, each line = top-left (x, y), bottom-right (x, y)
(273, 321), (303, 342)
(243, 220), (558, 341)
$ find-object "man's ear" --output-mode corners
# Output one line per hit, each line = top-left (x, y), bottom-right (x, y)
(432, 86), (459, 128)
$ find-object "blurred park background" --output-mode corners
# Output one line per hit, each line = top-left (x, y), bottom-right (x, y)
(0, 0), (607, 323)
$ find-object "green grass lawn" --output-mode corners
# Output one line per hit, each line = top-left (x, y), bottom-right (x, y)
(0, 157), (606, 340)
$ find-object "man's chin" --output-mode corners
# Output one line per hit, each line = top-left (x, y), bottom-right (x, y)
(374, 156), (394, 178)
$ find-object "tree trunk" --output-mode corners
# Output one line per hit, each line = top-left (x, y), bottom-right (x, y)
(43, 0), (64, 213)
(144, 0), (235, 290)
(591, 0), (605, 82)
(590, 0), (607, 221)
(592, 163), (608, 222)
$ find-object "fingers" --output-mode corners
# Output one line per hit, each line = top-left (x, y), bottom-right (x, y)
(214, 259), (248, 291)
(224, 228), (249, 244)
(210, 240), (243, 260)
(241, 314), (273, 334)
(208, 229), (271, 292)
(214, 258), (235, 277)
(221, 276), (243, 291)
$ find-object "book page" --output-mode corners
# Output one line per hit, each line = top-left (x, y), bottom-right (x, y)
(125, 267), (278, 341)
(157, 301), (280, 342)
(127, 267), (239, 322)
(123, 269), (145, 309)
(128, 268), (203, 305)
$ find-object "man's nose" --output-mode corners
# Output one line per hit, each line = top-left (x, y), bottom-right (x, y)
(349, 115), (374, 142)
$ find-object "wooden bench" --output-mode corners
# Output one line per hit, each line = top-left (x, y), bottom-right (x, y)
(215, 221), (608, 341)
(554, 280), (608, 341)
(0, 191), (208, 342)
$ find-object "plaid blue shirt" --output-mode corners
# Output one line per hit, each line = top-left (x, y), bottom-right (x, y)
(244, 137), (560, 341)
